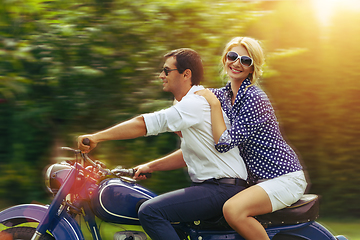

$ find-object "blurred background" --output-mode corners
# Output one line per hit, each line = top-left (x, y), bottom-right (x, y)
(0, 0), (359, 222)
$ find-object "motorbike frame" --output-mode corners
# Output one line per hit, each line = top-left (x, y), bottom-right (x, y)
(0, 203), (346, 240)
(0, 160), (103, 240)
(0, 149), (349, 240)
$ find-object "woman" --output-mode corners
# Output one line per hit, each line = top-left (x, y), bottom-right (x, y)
(195, 37), (307, 240)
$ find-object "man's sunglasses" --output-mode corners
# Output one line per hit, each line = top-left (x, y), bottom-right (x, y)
(162, 68), (178, 76)
(226, 51), (253, 67)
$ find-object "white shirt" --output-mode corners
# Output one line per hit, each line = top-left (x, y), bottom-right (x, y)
(143, 85), (247, 183)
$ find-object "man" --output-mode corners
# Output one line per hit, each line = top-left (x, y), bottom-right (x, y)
(78, 48), (248, 240)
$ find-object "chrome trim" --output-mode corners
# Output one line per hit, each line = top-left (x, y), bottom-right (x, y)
(63, 217), (80, 240)
(44, 164), (55, 193)
(30, 231), (42, 240)
(93, 226), (100, 240)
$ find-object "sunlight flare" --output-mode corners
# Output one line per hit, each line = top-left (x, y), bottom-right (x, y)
(312, 0), (360, 26)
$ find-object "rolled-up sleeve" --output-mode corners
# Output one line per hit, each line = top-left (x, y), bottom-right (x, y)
(142, 108), (180, 136)
(143, 111), (165, 136)
(215, 130), (232, 152)
(143, 95), (204, 136)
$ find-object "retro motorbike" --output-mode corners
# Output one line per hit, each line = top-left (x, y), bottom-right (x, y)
(0, 142), (348, 240)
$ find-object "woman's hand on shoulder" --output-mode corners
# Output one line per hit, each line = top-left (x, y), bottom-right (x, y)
(195, 89), (220, 107)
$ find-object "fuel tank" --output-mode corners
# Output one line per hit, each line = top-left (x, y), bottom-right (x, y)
(90, 178), (157, 225)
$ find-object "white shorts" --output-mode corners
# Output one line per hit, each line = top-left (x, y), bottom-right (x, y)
(257, 170), (307, 212)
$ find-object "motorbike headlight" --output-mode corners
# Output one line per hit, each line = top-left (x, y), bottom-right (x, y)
(45, 162), (72, 194)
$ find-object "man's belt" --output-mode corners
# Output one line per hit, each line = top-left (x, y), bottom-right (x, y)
(217, 178), (248, 187)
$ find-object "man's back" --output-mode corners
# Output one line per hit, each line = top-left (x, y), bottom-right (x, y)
(143, 85), (247, 182)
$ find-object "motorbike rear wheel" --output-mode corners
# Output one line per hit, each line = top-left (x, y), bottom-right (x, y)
(0, 226), (55, 240)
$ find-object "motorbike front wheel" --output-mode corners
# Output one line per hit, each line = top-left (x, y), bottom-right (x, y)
(0, 226), (55, 240)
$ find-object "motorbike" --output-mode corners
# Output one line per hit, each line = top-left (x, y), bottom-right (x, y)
(0, 144), (348, 240)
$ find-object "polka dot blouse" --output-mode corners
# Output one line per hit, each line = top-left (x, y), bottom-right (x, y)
(211, 79), (302, 183)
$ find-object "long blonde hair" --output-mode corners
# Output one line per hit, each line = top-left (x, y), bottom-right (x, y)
(221, 37), (265, 86)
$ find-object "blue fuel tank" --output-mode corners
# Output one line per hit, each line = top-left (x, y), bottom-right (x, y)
(90, 178), (157, 225)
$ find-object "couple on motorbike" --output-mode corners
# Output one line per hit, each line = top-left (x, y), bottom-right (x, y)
(78, 37), (307, 240)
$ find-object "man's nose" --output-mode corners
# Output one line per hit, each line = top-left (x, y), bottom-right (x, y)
(159, 71), (166, 78)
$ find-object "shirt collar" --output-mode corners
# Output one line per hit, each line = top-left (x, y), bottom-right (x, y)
(185, 85), (204, 96)
(225, 78), (251, 101)
(174, 85), (204, 104)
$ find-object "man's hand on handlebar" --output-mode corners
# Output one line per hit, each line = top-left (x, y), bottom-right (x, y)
(77, 135), (152, 180)
(133, 164), (152, 180)
(78, 135), (97, 153)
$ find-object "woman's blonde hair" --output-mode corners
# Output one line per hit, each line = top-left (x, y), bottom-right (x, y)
(221, 37), (265, 86)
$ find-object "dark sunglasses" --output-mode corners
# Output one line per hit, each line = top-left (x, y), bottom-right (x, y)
(226, 51), (253, 67)
(162, 68), (178, 76)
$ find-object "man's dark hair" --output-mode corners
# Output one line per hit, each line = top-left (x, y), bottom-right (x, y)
(164, 48), (203, 86)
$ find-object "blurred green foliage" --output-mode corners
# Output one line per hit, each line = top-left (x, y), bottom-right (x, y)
(0, 0), (359, 219)
(0, 0), (260, 206)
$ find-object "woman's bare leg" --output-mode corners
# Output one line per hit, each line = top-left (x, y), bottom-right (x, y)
(223, 185), (272, 240)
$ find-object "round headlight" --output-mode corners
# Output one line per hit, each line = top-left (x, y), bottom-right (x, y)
(45, 162), (72, 194)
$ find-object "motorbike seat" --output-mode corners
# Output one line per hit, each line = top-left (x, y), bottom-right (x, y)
(188, 194), (320, 230)
(256, 194), (319, 227)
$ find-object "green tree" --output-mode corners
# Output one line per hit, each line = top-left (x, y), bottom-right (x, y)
(0, 0), (262, 206)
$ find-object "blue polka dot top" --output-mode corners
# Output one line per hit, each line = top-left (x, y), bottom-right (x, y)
(211, 79), (302, 183)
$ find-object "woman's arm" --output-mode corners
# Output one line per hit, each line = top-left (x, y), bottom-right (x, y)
(198, 87), (273, 154)
(195, 89), (226, 143)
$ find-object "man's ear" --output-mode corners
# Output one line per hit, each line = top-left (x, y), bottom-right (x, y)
(183, 69), (192, 79)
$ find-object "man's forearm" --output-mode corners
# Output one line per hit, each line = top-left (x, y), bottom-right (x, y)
(93, 115), (147, 143)
(148, 149), (186, 172)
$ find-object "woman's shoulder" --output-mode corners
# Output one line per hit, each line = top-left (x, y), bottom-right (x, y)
(210, 82), (230, 92)
(210, 84), (230, 99)
(246, 84), (269, 100)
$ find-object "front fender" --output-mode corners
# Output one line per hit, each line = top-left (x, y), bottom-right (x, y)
(0, 204), (85, 240)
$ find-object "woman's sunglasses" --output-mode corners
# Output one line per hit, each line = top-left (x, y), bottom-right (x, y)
(226, 51), (253, 67)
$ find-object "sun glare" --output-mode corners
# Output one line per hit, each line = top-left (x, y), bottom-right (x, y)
(312, 0), (360, 26)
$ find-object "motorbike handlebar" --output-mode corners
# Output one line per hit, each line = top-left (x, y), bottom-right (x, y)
(111, 168), (152, 178)
(83, 137), (90, 146)
(82, 138), (151, 179)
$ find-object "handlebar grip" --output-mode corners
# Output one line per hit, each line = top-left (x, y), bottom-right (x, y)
(132, 169), (151, 178)
(111, 168), (152, 179)
(83, 138), (90, 146)
(139, 172), (152, 178)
